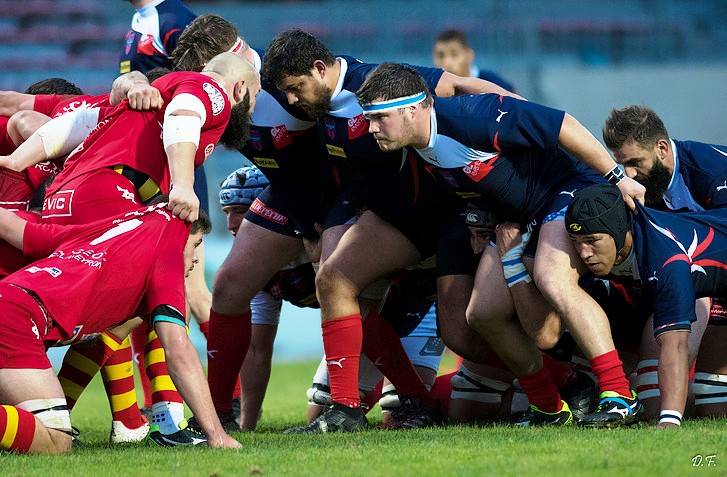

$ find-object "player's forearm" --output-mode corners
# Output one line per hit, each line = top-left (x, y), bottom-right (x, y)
(159, 325), (229, 440)
(0, 91), (35, 117)
(437, 72), (523, 99)
(0, 207), (26, 250)
(656, 330), (690, 419)
(558, 113), (618, 175)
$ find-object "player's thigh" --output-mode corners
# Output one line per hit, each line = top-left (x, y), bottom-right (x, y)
(215, 220), (304, 298)
(0, 368), (64, 405)
(319, 211), (421, 293)
(468, 246), (514, 323)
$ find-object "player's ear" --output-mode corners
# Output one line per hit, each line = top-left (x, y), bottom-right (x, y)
(312, 59), (327, 79)
(233, 79), (245, 103)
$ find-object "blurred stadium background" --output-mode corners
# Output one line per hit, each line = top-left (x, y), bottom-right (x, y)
(3, 0), (726, 361)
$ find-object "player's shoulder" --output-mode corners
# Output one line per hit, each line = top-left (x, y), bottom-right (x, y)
(156, 0), (196, 25)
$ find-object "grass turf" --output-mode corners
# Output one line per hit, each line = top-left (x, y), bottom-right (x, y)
(3, 360), (726, 477)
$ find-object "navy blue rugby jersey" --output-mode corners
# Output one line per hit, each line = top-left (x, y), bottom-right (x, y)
(120, 0), (195, 74)
(628, 203), (727, 336)
(660, 140), (727, 212)
(320, 56), (459, 218)
(412, 93), (598, 223)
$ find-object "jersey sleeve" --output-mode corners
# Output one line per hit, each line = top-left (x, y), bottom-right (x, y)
(648, 258), (697, 337)
(23, 221), (85, 258)
(407, 65), (445, 93)
(169, 77), (231, 130)
(490, 96), (565, 151)
(33, 94), (63, 116)
(142, 222), (188, 320)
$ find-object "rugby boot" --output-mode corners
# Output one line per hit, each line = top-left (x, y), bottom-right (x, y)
(578, 390), (643, 428)
(511, 400), (573, 426)
(283, 403), (368, 434)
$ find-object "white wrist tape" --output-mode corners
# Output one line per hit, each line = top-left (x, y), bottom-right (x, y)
(500, 227), (533, 288)
(37, 107), (100, 158)
(658, 409), (682, 426)
(163, 114), (202, 150)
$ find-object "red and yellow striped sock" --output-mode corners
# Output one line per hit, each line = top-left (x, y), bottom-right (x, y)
(131, 324), (153, 408)
(100, 336), (145, 428)
(58, 332), (123, 410)
(145, 329), (183, 405)
(0, 405), (36, 453)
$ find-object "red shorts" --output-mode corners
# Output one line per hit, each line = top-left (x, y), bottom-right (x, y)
(42, 168), (142, 225)
(0, 168), (35, 211)
(0, 284), (51, 370)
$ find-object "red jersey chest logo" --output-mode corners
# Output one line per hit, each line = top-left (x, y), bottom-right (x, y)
(271, 124), (292, 149)
(137, 34), (159, 56)
(463, 159), (495, 183)
(347, 114), (368, 140)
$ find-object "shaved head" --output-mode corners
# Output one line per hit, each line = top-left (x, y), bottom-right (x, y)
(202, 52), (260, 107)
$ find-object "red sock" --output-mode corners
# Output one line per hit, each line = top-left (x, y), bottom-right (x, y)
(518, 366), (563, 413)
(431, 371), (456, 417)
(0, 405), (36, 453)
(198, 320), (210, 339)
(322, 314), (362, 408)
(542, 354), (577, 389)
(131, 325), (152, 408)
(207, 309), (251, 413)
(361, 380), (383, 415)
(360, 309), (433, 407)
(589, 350), (632, 397)
(145, 331), (183, 404)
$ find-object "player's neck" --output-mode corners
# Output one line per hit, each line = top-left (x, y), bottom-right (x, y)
(132, 0), (158, 9)
(325, 59), (342, 97)
(614, 232), (633, 266)
(411, 107), (433, 149)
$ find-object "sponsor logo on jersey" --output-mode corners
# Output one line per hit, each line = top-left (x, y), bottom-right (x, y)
(347, 113), (368, 140)
(462, 157), (498, 183)
(203, 83), (226, 116)
(326, 144), (347, 158)
(254, 157), (280, 169)
(248, 129), (262, 151)
(137, 34), (158, 56)
(271, 124), (292, 149)
(250, 199), (288, 225)
(26, 266), (63, 277)
(324, 116), (336, 140)
(456, 191), (481, 199)
(204, 143), (215, 158)
(124, 31), (134, 56)
(43, 190), (74, 218)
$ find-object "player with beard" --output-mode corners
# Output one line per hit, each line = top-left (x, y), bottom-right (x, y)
(260, 29), (548, 433)
(603, 105), (727, 418)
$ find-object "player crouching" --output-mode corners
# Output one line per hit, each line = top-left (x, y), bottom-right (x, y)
(0, 199), (240, 453)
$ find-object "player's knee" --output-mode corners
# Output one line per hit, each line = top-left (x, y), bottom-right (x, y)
(315, 262), (357, 300)
(17, 399), (73, 454)
(465, 302), (496, 333)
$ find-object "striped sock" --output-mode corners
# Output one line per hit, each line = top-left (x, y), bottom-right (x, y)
(58, 332), (123, 410)
(100, 336), (145, 429)
(131, 324), (152, 408)
(0, 405), (36, 453)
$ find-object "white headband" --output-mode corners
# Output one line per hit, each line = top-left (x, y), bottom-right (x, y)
(361, 92), (427, 114)
(228, 37), (246, 54)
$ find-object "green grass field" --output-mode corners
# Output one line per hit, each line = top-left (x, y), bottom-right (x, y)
(3, 360), (726, 477)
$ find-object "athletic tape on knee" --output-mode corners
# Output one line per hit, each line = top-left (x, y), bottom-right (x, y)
(693, 372), (727, 405)
(636, 359), (660, 400)
(37, 107), (100, 158)
(378, 383), (401, 410)
(17, 398), (71, 432)
(451, 365), (510, 403)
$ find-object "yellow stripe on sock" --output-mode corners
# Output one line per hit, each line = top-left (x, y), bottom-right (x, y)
(101, 332), (123, 351)
(150, 375), (177, 393)
(147, 330), (158, 341)
(103, 362), (134, 381)
(145, 348), (166, 366)
(63, 350), (103, 377)
(59, 377), (85, 402)
(0, 406), (19, 449)
(109, 390), (138, 412)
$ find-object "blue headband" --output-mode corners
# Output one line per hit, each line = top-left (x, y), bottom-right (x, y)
(361, 92), (427, 114)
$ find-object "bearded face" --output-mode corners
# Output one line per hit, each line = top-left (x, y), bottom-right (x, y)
(219, 89), (251, 151)
(640, 156), (673, 207)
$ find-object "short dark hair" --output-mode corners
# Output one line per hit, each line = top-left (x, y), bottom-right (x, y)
(148, 194), (212, 234)
(435, 29), (469, 47)
(172, 14), (239, 72)
(145, 67), (171, 83)
(261, 29), (335, 85)
(602, 105), (669, 150)
(356, 63), (432, 108)
(24, 78), (83, 95)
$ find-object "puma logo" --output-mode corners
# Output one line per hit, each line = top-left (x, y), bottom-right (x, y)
(496, 109), (509, 122)
(327, 358), (346, 368)
(717, 181), (727, 192)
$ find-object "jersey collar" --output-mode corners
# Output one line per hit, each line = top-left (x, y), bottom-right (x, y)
(137, 0), (166, 16)
(416, 106), (438, 152)
(329, 57), (348, 107)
